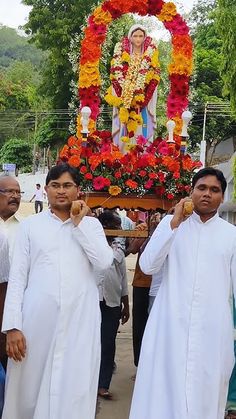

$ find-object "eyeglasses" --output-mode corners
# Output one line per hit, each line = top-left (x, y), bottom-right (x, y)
(47, 182), (78, 190)
(0, 189), (24, 197)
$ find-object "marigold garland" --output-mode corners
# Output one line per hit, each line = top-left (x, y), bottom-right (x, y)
(77, 0), (193, 140)
(60, 0), (197, 197)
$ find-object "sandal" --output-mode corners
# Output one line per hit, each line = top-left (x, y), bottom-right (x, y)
(98, 388), (113, 399)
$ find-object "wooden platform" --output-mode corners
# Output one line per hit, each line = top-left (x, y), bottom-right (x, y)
(84, 192), (174, 211)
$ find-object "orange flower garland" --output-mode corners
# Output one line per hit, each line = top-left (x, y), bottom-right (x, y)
(77, 0), (193, 141)
(59, 1), (198, 198)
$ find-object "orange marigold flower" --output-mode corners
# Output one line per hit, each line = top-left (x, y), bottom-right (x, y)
(67, 136), (78, 147)
(88, 154), (102, 169)
(162, 156), (180, 172)
(108, 185), (122, 196)
(125, 179), (138, 189)
(93, 5), (112, 24)
(68, 155), (81, 168)
(59, 145), (69, 159)
(158, 2), (177, 22)
(181, 156), (194, 171)
(172, 35), (193, 59)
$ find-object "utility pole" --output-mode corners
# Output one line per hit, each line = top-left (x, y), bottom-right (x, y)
(32, 111), (38, 175)
(200, 103), (207, 167)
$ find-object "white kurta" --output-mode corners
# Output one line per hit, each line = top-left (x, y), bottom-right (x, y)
(2, 210), (113, 419)
(129, 212), (236, 419)
(0, 231), (9, 283)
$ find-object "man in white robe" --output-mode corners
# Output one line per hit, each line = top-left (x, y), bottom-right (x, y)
(1, 163), (113, 419)
(129, 167), (236, 419)
(0, 232), (9, 284)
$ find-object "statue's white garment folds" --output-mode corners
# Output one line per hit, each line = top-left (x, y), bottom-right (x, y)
(130, 213), (236, 419)
(2, 211), (113, 419)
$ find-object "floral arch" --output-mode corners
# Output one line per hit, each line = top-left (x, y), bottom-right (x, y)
(78, 0), (193, 139)
(59, 0), (200, 198)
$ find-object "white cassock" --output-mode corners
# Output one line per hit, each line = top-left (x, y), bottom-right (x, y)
(129, 212), (236, 419)
(2, 210), (113, 419)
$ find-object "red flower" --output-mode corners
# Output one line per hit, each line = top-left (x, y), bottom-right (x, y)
(164, 14), (189, 36)
(155, 186), (166, 196)
(80, 166), (87, 174)
(167, 193), (175, 200)
(139, 170), (147, 177)
(93, 176), (107, 190)
(114, 171), (122, 179)
(103, 178), (111, 187)
(144, 180), (154, 189)
(84, 173), (93, 180)
(147, 0), (164, 15)
(149, 172), (158, 180)
(125, 180), (138, 189)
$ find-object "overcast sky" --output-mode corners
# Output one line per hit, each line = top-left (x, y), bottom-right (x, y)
(1, 0), (195, 29)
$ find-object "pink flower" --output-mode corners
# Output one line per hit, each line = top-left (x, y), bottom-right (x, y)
(137, 135), (148, 146)
(93, 176), (107, 190)
(144, 180), (154, 189)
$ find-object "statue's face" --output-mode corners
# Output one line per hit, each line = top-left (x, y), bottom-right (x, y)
(130, 29), (145, 48)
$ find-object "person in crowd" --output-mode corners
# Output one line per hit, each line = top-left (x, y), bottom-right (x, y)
(127, 212), (161, 367)
(0, 175), (23, 369)
(0, 232), (9, 293)
(96, 210), (129, 399)
(0, 231), (9, 416)
(29, 183), (45, 213)
(0, 175), (22, 260)
(1, 163), (113, 419)
(129, 167), (236, 419)
(225, 299), (236, 419)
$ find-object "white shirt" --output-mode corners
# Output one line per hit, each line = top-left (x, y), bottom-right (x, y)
(2, 210), (113, 419)
(130, 213), (236, 419)
(0, 213), (20, 262)
(97, 242), (128, 307)
(35, 188), (44, 201)
(0, 231), (9, 283)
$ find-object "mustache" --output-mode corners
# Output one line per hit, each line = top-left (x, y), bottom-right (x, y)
(8, 199), (19, 204)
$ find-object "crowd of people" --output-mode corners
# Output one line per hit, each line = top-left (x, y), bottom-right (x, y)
(0, 165), (236, 419)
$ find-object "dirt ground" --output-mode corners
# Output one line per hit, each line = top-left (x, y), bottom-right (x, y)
(18, 202), (136, 419)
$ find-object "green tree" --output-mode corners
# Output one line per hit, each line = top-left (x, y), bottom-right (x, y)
(0, 138), (32, 171)
(188, 0), (236, 163)
(22, 0), (100, 109)
(217, 0), (236, 114)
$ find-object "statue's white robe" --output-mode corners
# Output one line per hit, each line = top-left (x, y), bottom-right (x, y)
(130, 212), (236, 419)
(2, 211), (113, 419)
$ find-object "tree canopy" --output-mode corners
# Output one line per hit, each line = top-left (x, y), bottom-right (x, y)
(188, 0), (236, 163)
(22, 0), (100, 109)
(217, 0), (236, 114)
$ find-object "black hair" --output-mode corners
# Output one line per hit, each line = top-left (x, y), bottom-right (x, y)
(192, 167), (227, 194)
(36, 183), (41, 187)
(45, 163), (80, 186)
(98, 210), (121, 229)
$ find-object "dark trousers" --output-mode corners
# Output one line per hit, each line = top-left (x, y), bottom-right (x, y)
(132, 286), (150, 367)
(98, 300), (121, 390)
(35, 201), (43, 213)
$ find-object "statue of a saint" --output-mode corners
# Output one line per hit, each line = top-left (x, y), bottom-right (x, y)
(105, 24), (160, 152)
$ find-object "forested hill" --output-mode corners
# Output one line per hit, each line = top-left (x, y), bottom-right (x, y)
(0, 25), (45, 69)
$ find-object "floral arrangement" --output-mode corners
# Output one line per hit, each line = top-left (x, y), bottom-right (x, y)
(104, 36), (160, 138)
(60, 0), (196, 198)
(78, 0), (193, 139)
(60, 132), (201, 198)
